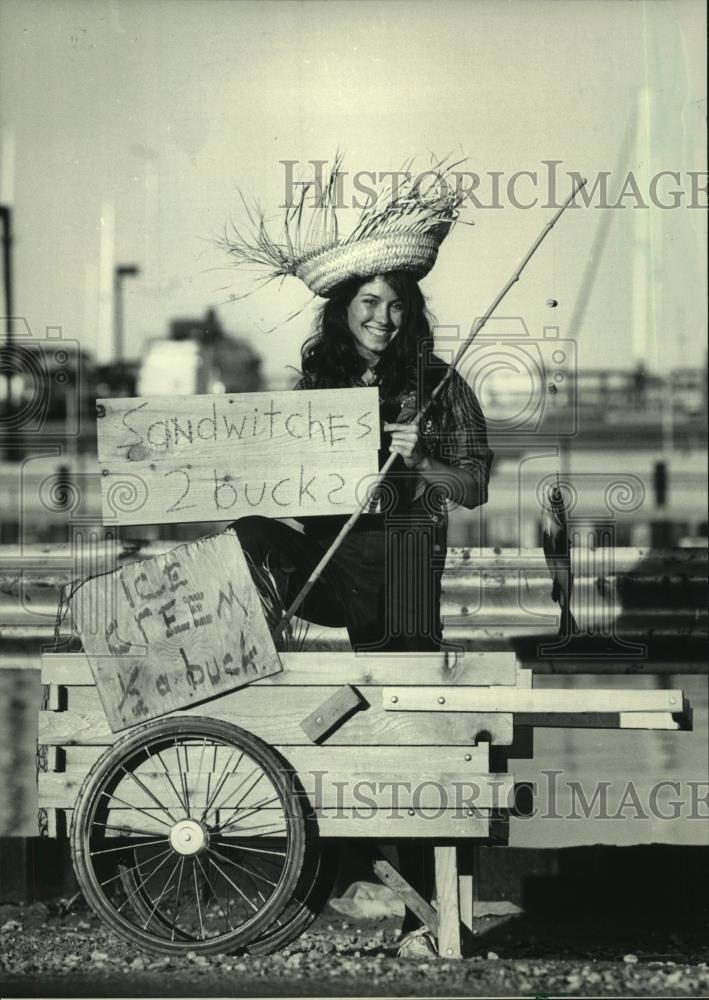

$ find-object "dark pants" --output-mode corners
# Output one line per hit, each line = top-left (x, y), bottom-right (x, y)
(232, 515), (444, 651)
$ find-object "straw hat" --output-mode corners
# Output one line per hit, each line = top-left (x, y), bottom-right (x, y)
(223, 156), (466, 298)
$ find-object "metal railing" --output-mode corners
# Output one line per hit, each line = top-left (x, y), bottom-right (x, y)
(0, 542), (705, 671)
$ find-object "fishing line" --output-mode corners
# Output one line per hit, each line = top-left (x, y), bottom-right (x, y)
(271, 177), (589, 641)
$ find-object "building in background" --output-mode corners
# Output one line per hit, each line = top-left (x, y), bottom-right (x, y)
(0, 308), (265, 543)
(139, 308), (263, 397)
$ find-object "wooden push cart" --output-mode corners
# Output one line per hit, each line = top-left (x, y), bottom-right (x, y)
(37, 644), (691, 959)
(35, 388), (693, 957)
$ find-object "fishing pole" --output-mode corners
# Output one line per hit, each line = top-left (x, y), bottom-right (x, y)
(270, 176), (589, 642)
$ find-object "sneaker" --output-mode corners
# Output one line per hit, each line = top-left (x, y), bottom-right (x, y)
(396, 927), (437, 958)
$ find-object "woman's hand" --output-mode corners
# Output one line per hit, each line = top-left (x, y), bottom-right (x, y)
(384, 421), (427, 469)
(384, 421), (484, 507)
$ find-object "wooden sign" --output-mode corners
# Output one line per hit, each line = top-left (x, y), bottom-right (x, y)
(96, 388), (380, 524)
(68, 533), (281, 732)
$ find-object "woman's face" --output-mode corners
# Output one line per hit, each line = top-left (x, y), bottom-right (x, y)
(346, 276), (403, 365)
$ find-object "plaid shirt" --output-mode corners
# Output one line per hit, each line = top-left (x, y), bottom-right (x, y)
(295, 359), (494, 521)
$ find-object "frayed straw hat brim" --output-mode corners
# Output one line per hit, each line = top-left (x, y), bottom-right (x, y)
(294, 230), (446, 297)
(223, 155), (466, 300)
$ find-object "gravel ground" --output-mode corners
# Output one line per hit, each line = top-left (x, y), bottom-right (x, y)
(1, 899), (708, 998)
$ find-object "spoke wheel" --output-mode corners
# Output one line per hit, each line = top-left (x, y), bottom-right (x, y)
(247, 840), (339, 955)
(71, 717), (306, 955)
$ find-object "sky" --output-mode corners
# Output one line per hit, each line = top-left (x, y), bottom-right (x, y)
(0, 0), (706, 384)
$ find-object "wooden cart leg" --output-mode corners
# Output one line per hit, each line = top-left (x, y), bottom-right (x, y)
(458, 846), (475, 932)
(457, 844), (479, 957)
(434, 845), (462, 958)
(371, 856), (438, 936)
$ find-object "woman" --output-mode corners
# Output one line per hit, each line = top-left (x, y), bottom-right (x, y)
(232, 269), (493, 653)
(225, 160), (493, 954)
(231, 270), (492, 955)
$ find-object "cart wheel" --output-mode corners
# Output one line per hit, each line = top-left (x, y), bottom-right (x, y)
(247, 841), (340, 955)
(118, 773), (337, 954)
(71, 717), (306, 955)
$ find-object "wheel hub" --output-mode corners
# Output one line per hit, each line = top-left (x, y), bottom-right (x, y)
(169, 819), (208, 856)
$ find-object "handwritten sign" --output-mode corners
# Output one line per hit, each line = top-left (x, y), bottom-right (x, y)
(69, 533), (281, 732)
(96, 388), (380, 524)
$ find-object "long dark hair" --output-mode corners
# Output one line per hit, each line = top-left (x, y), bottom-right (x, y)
(300, 271), (435, 398)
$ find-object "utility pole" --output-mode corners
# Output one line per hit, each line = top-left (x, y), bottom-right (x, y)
(1, 205), (14, 409)
(1, 205), (17, 469)
(113, 264), (140, 364)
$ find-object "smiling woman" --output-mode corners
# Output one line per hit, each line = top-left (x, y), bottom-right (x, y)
(300, 271), (430, 396)
(346, 276), (403, 361)
(224, 159), (494, 951)
(224, 157), (495, 650)
(231, 265), (493, 650)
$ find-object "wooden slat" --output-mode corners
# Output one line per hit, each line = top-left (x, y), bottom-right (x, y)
(46, 807), (492, 839)
(320, 810), (491, 838)
(38, 771), (285, 810)
(40, 651), (518, 687)
(458, 872), (474, 933)
(65, 685), (407, 719)
(435, 846), (462, 958)
(383, 686), (685, 714)
(44, 808), (60, 839)
(517, 712), (682, 730)
(299, 770), (511, 809)
(269, 651), (518, 686)
(58, 743), (491, 774)
(59, 685), (517, 745)
(39, 701), (514, 746)
(457, 846), (477, 936)
(300, 685), (364, 741)
(97, 389), (380, 462)
(619, 712), (681, 730)
(39, 654), (240, 686)
(515, 665), (533, 689)
(38, 770), (512, 811)
(372, 858), (439, 935)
